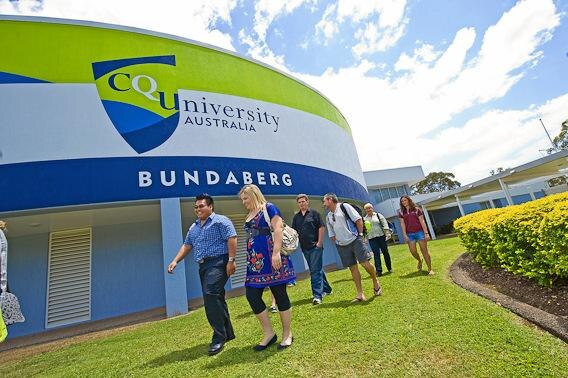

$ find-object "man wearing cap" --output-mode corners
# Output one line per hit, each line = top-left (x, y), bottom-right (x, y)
(168, 193), (237, 356)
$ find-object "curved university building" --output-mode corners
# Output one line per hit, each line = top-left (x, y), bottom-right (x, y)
(0, 16), (367, 340)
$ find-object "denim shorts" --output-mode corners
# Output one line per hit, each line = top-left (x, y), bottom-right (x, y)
(407, 230), (425, 242)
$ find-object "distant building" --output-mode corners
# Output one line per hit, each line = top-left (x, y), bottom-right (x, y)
(364, 150), (568, 240)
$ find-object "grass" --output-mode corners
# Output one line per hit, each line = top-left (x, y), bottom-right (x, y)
(1, 237), (567, 377)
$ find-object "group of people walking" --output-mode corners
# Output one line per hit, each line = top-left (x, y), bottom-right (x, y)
(168, 185), (434, 356)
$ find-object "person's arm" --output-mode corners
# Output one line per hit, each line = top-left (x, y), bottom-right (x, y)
(316, 225), (325, 248)
(399, 215), (409, 243)
(418, 214), (431, 240)
(0, 230), (7, 292)
(168, 244), (192, 273)
(326, 214), (336, 244)
(355, 218), (364, 235)
(270, 214), (284, 270)
(226, 236), (237, 276)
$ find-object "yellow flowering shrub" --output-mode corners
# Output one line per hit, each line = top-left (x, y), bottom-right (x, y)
(454, 192), (568, 285)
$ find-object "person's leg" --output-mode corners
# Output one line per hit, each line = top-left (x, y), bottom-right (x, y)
(349, 264), (364, 299)
(322, 270), (332, 295)
(418, 239), (433, 273)
(271, 284), (292, 346)
(360, 260), (381, 292)
(378, 235), (392, 272)
(304, 247), (325, 300)
(200, 257), (231, 344)
(337, 243), (362, 299)
(353, 237), (381, 294)
(368, 237), (383, 275)
(245, 286), (276, 345)
(407, 239), (422, 270)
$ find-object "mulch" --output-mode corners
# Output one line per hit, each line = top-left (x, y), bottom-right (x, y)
(457, 253), (568, 319)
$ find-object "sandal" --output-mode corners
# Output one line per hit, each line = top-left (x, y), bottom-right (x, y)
(374, 286), (382, 296)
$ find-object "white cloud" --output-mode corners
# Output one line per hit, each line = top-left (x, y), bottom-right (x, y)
(299, 0), (561, 183)
(238, 0), (315, 71)
(316, 0), (408, 56)
(0, 0), (238, 50)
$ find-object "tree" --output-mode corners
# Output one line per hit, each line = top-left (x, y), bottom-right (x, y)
(411, 172), (461, 194)
(489, 167), (507, 175)
(547, 119), (568, 154)
(546, 119), (568, 186)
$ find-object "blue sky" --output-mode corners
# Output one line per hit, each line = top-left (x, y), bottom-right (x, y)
(1, 0), (567, 184)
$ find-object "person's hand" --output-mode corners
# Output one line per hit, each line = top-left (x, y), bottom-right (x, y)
(403, 235), (409, 243)
(271, 251), (282, 270)
(167, 261), (177, 273)
(385, 230), (392, 240)
(316, 241), (323, 249)
(425, 233), (431, 241)
(226, 261), (236, 276)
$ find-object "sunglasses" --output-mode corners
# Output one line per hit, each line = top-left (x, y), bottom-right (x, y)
(193, 204), (208, 209)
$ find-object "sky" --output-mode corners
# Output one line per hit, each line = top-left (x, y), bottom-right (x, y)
(2, 0), (567, 185)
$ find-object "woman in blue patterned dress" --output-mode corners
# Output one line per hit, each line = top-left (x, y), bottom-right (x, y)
(239, 184), (296, 351)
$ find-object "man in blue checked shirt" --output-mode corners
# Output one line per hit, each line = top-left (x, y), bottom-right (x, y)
(168, 193), (237, 356)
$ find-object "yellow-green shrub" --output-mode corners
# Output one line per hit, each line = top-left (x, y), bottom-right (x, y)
(454, 192), (568, 285)
(454, 208), (506, 267)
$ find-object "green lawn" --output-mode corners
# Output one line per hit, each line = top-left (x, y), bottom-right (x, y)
(1, 237), (567, 377)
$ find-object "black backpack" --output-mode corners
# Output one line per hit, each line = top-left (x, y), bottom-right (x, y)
(339, 203), (367, 236)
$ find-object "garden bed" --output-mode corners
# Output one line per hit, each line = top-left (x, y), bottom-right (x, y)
(458, 253), (568, 318)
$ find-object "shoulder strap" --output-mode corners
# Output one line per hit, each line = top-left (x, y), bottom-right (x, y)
(375, 212), (388, 229)
(340, 203), (355, 223)
(262, 205), (274, 232)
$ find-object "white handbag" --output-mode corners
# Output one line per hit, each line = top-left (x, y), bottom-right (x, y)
(0, 290), (25, 325)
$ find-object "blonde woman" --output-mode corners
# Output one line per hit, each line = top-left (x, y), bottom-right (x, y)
(239, 184), (295, 351)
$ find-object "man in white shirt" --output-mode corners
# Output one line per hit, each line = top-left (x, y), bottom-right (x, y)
(323, 193), (382, 302)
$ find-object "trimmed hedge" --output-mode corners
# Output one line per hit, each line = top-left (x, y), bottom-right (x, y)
(454, 192), (568, 286)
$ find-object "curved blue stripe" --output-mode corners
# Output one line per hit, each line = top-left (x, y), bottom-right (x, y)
(92, 55), (176, 80)
(102, 100), (164, 134)
(0, 71), (50, 84)
(121, 112), (180, 153)
(0, 157), (369, 212)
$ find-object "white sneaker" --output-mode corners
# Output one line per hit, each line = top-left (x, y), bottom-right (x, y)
(322, 291), (332, 297)
(312, 298), (322, 305)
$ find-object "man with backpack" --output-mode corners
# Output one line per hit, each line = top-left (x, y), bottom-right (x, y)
(323, 193), (382, 302)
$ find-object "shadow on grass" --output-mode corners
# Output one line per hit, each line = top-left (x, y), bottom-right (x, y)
(204, 343), (279, 369)
(398, 271), (429, 279)
(144, 342), (210, 367)
(332, 278), (354, 284)
(235, 310), (255, 320)
(318, 295), (379, 309)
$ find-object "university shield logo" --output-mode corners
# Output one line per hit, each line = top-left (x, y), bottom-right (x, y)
(92, 55), (180, 153)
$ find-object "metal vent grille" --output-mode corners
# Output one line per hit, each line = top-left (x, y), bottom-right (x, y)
(46, 228), (92, 328)
(228, 215), (248, 288)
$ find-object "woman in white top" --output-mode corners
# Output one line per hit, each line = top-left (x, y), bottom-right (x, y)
(363, 204), (392, 276)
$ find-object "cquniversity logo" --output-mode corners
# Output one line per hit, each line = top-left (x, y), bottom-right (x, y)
(92, 56), (179, 153)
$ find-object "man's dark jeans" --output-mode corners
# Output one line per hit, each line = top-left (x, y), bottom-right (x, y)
(199, 254), (235, 344)
(302, 247), (332, 300)
(368, 235), (392, 274)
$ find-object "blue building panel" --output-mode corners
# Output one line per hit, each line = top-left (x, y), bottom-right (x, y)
(91, 222), (165, 320)
(5, 234), (49, 338)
